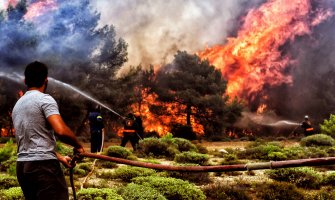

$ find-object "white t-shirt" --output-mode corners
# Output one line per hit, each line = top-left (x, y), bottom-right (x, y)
(12, 90), (60, 161)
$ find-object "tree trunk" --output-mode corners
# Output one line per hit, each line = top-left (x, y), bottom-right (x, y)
(186, 104), (191, 126)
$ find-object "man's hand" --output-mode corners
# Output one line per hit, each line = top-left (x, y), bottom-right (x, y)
(56, 153), (72, 168)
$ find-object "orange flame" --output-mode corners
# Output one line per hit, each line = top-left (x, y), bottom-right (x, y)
(199, 0), (333, 103)
(24, 0), (57, 21)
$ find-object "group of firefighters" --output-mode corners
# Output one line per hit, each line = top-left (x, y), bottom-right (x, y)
(89, 106), (315, 153)
(88, 107), (144, 153)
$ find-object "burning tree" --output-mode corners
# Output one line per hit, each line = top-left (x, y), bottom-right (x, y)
(152, 51), (243, 137)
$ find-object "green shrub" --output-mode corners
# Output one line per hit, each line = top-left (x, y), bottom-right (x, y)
(0, 175), (19, 189)
(320, 114), (335, 138)
(0, 156), (17, 176)
(174, 151), (209, 165)
(106, 146), (133, 159)
(0, 139), (15, 162)
(321, 172), (335, 186)
(256, 182), (304, 200)
(96, 160), (118, 169)
(77, 188), (123, 200)
(203, 183), (251, 200)
(282, 146), (308, 159)
(305, 147), (328, 158)
(166, 164), (211, 185)
(0, 187), (24, 200)
(172, 138), (197, 152)
(138, 137), (178, 159)
(110, 166), (156, 182)
(56, 141), (73, 156)
(308, 187), (335, 200)
(194, 144), (208, 154)
(300, 134), (335, 147)
(238, 142), (283, 161)
(268, 151), (288, 161)
(119, 183), (166, 200)
(220, 153), (245, 165)
(266, 167), (322, 189)
(132, 176), (206, 200)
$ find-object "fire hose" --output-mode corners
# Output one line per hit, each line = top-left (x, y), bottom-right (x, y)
(69, 153), (335, 199)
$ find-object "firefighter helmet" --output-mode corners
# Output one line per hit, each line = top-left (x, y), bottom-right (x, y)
(305, 115), (309, 119)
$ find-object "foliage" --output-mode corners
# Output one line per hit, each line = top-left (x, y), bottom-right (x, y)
(165, 163), (211, 185)
(174, 151), (209, 165)
(321, 172), (335, 186)
(107, 166), (156, 182)
(0, 187), (24, 200)
(105, 146), (133, 159)
(307, 187), (335, 200)
(153, 51), (242, 135)
(300, 134), (335, 147)
(0, 156), (17, 176)
(255, 182), (305, 200)
(203, 183), (251, 200)
(56, 141), (73, 156)
(266, 167), (322, 189)
(138, 137), (178, 159)
(194, 143), (208, 154)
(0, 175), (19, 189)
(319, 114), (335, 138)
(171, 137), (198, 152)
(132, 176), (206, 200)
(95, 160), (118, 169)
(118, 183), (166, 200)
(77, 188), (123, 200)
(238, 142), (283, 161)
(0, 139), (15, 162)
(220, 153), (245, 165)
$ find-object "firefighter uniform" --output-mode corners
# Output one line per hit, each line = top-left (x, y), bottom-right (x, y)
(301, 116), (314, 136)
(89, 111), (104, 153)
(121, 113), (140, 150)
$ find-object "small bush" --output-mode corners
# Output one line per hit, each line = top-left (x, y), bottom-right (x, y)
(195, 144), (208, 154)
(138, 137), (178, 159)
(0, 175), (19, 189)
(174, 151), (209, 165)
(319, 114), (335, 138)
(56, 141), (73, 156)
(0, 187), (24, 200)
(256, 182), (304, 200)
(118, 183), (166, 200)
(305, 147), (328, 158)
(0, 139), (15, 162)
(96, 160), (118, 169)
(308, 187), (335, 200)
(321, 172), (335, 186)
(166, 164), (211, 185)
(106, 146), (133, 159)
(220, 153), (245, 165)
(172, 138), (197, 152)
(238, 142), (283, 161)
(0, 156), (17, 176)
(266, 167), (322, 189)
(132, 176), (206, 200)
(110, 166), (156, 182)
(203, 183), (251, 200)
(77, 188), (123, 200)
(300, 134), (335, 147)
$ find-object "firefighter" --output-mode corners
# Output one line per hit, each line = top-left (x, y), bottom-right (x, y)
(301, 115), (314, 136)
(88, 106), (104, 153)
(120, 113), (141, 151)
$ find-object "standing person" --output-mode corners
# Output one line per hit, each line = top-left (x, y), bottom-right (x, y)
(88, 106), (104, 153)
(301, 115), (314, 136)
(12, 61), (84, 200)
(120, 113), (140, 151)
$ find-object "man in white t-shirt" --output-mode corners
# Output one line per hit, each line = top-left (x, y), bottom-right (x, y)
(12, 61), (84, 200)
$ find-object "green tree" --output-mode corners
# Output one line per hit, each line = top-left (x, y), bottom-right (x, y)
(153, 51), (242, 135)
(320, 114), (335, 138)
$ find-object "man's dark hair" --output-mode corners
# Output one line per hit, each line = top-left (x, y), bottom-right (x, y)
(24, 61), (48, 88)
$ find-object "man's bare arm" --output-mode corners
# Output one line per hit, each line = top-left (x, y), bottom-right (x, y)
(47, 114), (84, 150)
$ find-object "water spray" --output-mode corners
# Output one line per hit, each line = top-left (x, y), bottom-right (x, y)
(0, 71), (125, 119)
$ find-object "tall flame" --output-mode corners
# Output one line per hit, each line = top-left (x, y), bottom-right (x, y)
(199, 0), (333, 103)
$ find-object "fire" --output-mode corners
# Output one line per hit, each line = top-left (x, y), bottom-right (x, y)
(24, 0), (57, 21)
(199, 0), (333, 103)
(132, 91), (204, 136)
